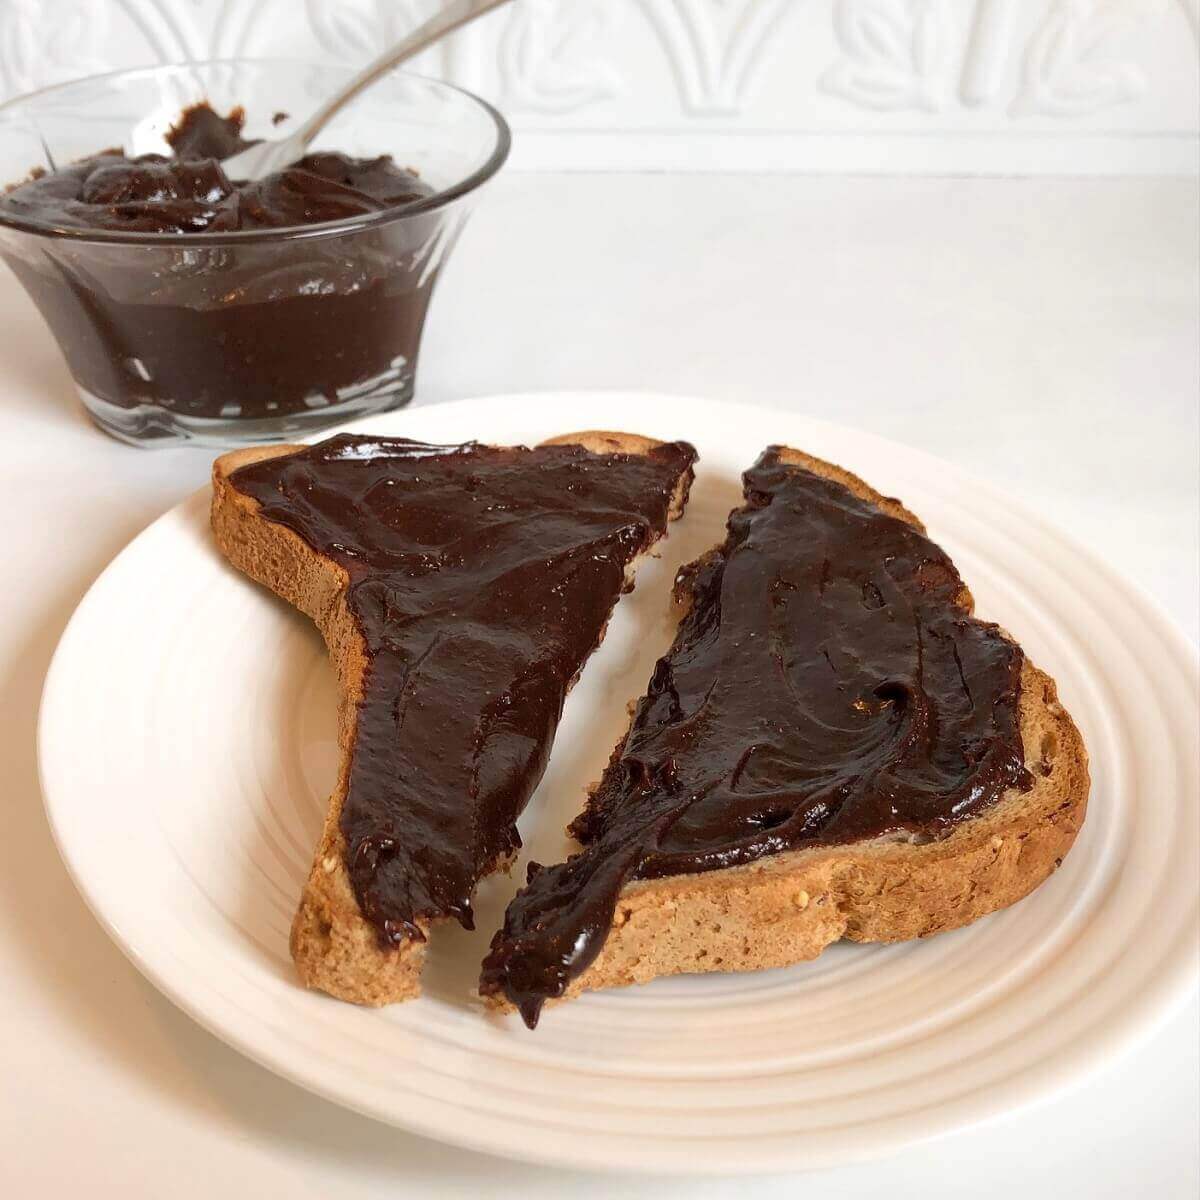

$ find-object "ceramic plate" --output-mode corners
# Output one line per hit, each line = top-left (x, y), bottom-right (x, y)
(39, 392), (1200, 1173)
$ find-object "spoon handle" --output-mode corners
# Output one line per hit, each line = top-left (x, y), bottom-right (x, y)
(299, 0), (511, 143)
(243, 0), (512, 178)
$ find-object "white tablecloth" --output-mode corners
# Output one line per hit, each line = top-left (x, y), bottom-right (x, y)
(2, 174), (1196, 1198)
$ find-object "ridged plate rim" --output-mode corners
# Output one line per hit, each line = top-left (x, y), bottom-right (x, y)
(37, 391), (1200, 1174)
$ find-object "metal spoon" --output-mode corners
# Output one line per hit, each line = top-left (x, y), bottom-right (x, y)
(222, 0), (512, 181)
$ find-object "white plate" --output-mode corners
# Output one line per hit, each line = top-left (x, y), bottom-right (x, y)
(39, 392), (1199, 1174)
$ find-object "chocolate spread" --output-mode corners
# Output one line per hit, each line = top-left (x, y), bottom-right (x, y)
(229, 434), (697, 943)
(3, 105), (430, 234)
(480, 449), (1032, 1027)
(0, 104), (440, 422)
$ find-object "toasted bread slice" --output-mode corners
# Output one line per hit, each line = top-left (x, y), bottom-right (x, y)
(211, 431), (695, 1006)
(481, 447), (1089, 1024)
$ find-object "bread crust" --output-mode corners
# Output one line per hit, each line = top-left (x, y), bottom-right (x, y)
(210, 432), (692, 1006)
(486, 446), (1090, 1011)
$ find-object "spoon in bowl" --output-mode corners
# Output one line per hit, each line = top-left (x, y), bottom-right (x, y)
(222, 0), (512, 181)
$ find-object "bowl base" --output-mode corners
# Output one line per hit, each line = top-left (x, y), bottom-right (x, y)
(78, 382), (416, 449)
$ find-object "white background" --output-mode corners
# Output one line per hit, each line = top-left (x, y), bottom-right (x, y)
(0, 169), (1196, 1195)
(0, 0), (1198, 172)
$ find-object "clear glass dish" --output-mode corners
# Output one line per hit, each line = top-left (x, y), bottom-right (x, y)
(0, 60), (510, 446)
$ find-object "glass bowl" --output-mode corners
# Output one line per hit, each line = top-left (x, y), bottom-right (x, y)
(0, 60), (510, 446)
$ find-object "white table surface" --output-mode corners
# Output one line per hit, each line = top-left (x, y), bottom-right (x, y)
(2, 173), (1196, 1197)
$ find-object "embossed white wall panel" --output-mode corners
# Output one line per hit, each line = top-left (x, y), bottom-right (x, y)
(0, 0), (1196, 173)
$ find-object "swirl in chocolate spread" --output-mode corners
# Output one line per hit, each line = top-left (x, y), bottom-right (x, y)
(0, 104), (439, 420)
(480, 449), (1033, 1027)
(1, 103), (430, 233)
(229, 434), (697, 943)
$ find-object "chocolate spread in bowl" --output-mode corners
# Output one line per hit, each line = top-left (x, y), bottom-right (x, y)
(0, 104), (442, 423)
(480, 449), (1033, 1027)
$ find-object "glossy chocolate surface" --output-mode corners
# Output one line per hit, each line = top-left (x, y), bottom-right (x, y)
(0, 104), (439, 421)
(1, 103), (429, 233)
(229, 434), (697, 943)
(481, 449), (1032, 1027)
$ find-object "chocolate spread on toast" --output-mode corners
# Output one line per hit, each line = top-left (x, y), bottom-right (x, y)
(229, 434), (696, 943)
(481, 448), (1032, 1027)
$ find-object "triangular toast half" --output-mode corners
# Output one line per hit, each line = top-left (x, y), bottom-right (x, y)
(212, 431), (696, 1005)
(481, 446), (1089, 1027)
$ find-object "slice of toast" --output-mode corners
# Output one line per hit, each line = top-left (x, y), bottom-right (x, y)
(211, 430), (695, 1006)
(480, 447), (1089, 1026)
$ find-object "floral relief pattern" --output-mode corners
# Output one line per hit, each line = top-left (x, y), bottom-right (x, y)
(0, 0), (109, 96)
(114, 0), (205, 60)
(0, 0), (1193, 172)
(637, 0), (797, 115)
(1012, 0), (1161, 116)
(821, 0), (1184, 116)
(821, 0), (951, 111)
(206, 0), (278, 59)
(498, 0), (623, 113)
(960, 0), (1021, 107)
(304, 0), (442, 62)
